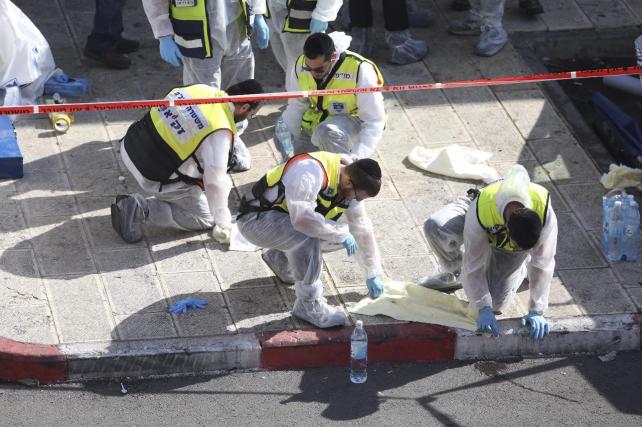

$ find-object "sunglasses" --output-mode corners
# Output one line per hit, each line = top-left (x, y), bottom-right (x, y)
(301, 62), (330, 74)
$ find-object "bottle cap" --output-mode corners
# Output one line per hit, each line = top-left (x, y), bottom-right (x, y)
(356, 320), (363, 328)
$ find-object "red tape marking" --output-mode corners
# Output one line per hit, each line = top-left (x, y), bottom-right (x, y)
(2, 66), (641, 116)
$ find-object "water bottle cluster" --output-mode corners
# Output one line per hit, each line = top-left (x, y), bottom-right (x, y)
(601, 189), (640, 262)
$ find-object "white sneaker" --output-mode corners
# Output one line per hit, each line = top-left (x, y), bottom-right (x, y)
(418, 271), (462, 291)
(292, 298), (347, 328)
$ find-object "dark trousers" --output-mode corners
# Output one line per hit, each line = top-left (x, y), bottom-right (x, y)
(349, 0), (409, 31)
(85, 0), (127, 52)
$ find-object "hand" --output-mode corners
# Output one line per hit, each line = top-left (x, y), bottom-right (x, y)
(169, 297), (208, 314)
(342, 234), (358, 256)
(309, 18), (328, 33)
(253, 15), (270, 49)
(212, 224), (231, 244)
(159, 35), (184, 67)
(477, 306), (500, 337)
(521, 310), (549, 341)
(366, 276), (384, 298)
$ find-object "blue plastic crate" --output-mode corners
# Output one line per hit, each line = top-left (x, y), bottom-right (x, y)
(0, 116), (23, 179)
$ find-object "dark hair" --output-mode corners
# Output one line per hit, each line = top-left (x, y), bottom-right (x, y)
(303, 33), (335, 61)
(507, 208), (542, 250)
(226, 79), (264, 109)
(345, 158), (382, 198)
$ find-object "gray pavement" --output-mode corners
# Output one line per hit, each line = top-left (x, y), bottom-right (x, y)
(2, 354), (642, 425)
(1, 0), (641, 349)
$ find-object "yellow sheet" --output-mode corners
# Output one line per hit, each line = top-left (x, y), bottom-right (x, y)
(349, 280), (478, 331)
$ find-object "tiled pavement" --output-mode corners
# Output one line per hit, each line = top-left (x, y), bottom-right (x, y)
(1, 0), (641, 347)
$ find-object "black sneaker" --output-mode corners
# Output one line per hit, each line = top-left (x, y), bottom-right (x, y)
(84, 47), (131, 69)
(451, 0), (471, 11)
(519, 0), (544, 16)
(116, 38), (140, 54)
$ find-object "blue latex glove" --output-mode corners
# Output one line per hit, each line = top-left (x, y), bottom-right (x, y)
(477, 306), (500, 337)
(169, 297), (208, 314)
(159, 35), (184, 67)
(309, 18), (328, 33)
(253, 15), (270, 49)
(521, 310), (549, 341)
(366, 276), (384, 298)
(342, 234), (358, 256)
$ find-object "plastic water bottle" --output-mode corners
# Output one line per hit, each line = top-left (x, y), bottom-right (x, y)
(623, 195), (640, 261)
(274, 117), (294, 161)
(605, 200), (625, 261)
(350, 320), (368, 384)
(602, 191), (640, 261)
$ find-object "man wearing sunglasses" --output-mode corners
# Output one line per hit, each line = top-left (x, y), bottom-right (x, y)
(420, 165), (558, 342)
(237, 152), (385, 328)
(275, 32), (386, 162)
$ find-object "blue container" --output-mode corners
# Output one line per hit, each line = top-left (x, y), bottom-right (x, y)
(0, 116), (23, 179)
(602, 190), (640, 261)
(43, 75), (89, 98)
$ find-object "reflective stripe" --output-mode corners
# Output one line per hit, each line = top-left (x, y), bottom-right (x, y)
(289, 9), (313, 19)
(174, 34), (203, 49)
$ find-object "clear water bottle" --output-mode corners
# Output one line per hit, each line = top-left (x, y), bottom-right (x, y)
(623, 195), (640, 261)
(602, 191), (640, 262)
(605, 201), (625, 261)
(350, 320), (368, 384)
(274, 117), (294, 161)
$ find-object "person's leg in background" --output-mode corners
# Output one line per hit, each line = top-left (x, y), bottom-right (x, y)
(448, 0), (507, 57)
(382, 0), (429, 65)
(474, 0), (507, 57)
(348, 0), (375, 58)
(84, 0), (139, 69)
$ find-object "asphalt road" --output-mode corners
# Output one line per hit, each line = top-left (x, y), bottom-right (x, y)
(1, 353), (641, 426)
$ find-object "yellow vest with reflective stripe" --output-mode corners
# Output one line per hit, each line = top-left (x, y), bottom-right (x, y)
(295, 51), (384, 133)
(261, 151), (349, 220)
(170, 0), (249, 58)
(149, 84), (237, 162)
(476, 182), (550, 251)
(282, 0), (317, 33)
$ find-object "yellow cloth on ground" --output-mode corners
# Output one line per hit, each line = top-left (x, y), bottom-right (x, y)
(349, 280), (478, 331)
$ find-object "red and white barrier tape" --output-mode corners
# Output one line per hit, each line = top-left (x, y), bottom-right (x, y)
(1, 66), (640, 116)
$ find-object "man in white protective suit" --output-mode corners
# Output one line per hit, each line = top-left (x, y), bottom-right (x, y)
(237, 152), (385, 328)
(111, 79), (264, 246)
(142, 0), (270, 172)
(265, 0), (343, 76)
(274, 32), (385, 162)
(420, 165), (558, 341)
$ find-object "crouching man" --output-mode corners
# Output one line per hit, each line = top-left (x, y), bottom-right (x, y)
(421, 165), (558, 341)
(111, 79), (263, 244)
(237, 151), (385, 328)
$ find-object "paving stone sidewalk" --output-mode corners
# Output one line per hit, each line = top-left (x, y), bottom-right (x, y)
(1, 0), (641, 348)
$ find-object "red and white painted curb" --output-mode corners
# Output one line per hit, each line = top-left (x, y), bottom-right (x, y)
(1, 314), (639, 384)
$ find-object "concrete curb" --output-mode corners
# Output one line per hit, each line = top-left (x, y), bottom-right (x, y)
(1, 314), (639, 384)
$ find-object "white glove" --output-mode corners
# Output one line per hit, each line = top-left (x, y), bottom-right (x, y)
(212, 225), (232, 244)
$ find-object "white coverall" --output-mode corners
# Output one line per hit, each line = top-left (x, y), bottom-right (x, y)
(266, 0), (343, 74)
(142, 0), (267, 89)
(424, 187), (558, 313)
(237, 156), (382, 303)
(120, 104), (235, 232)
(281, 49), (385, 159)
